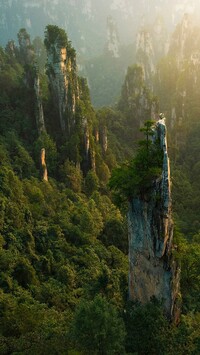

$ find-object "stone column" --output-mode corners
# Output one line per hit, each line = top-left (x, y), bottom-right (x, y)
(41, 148), (48, 182)
(128, 119), (180, 321)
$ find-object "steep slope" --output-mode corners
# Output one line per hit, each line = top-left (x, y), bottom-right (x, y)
(0, 23), (200, 354)
(0, 26), (129, 353)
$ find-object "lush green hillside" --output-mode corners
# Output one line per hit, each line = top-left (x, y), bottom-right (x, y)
(0, 24), (199, 354)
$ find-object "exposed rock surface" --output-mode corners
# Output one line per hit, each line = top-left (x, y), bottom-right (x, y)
(34, 73), (46, 134)
(119, 65), (158, 135)
(169, 14), (200, 70)
(45, 28), (79, 134)
(44, 26), (99, 173)
(152, 16), (169, 57)
(128, 118), (180, 320)
(106, 16), (120, 58)
(18, 28), (34, 65)
(136, 29), (155, 81)
(101, 126), (108, 154)
(40, 148), (48, 182)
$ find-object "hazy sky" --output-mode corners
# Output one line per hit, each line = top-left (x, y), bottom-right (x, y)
(0, 0), (200, 56)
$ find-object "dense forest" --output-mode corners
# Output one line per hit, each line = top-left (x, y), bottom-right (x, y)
(0, 19), (200, 355)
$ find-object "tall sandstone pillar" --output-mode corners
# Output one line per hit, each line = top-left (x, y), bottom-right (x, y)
(40, 148), (48, 182)
(128, 119), (180, 321)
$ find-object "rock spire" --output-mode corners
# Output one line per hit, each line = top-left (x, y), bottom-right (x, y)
(128, 118), (180, 320)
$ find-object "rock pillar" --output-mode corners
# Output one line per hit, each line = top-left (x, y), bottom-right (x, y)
(41, 148), (48, 182)
(128, 119), (180, 320)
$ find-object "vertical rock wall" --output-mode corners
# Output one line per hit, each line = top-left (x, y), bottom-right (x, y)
(136, 29), (155, 81)
(34, 73), (46, 134)
(106, 15), (120, 58)
(119, 65), (158, 135)
(45, 34), (79, 134)
(128, 118), (180, 320)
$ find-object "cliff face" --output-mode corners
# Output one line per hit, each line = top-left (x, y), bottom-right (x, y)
(106, 16), (120, 58)
(34, 73), (46, 134)
(128, 119), (180, 320)
(119, 65), (158, 136)
(136, 29), (155, 81)
(166, 16), (200, 139)
(44, 26), (102, 173)
(152, 16), (169, 58)
(45, 26), (79, 134)
(168, 14), (200, 72)
(135, 17), (169, 83)
(169, 14), (193, 66)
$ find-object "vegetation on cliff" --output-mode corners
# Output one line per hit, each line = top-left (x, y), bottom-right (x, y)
(109, 120), (163, 205)
(0, 23), (199, 354)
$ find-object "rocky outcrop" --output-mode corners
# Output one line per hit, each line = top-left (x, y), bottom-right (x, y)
(169, 14), (200, 68)
(45, 26), (79, 134)
(44, 27), (99, 174)
(40, 148), (48, 182)
(119, 65), (158, 134)
(136, 29), (155, 81)
(83, 117), (90, 160)
(5, 40), (16, 58)
(128, 118), (180, 320)
(106, 16), (120, 58)
(34, 73), (46, 134)
(17, 28), (34, 65)
(166, 15), (200, 143)
(100, 126), (108, 154)
(17, 29), (46, 134)
(152, 16), (169, 57)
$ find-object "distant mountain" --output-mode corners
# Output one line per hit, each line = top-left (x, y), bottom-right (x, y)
(0, 0), (199, 58)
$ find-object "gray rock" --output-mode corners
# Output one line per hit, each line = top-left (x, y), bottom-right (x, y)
(128, 118), (180, 320)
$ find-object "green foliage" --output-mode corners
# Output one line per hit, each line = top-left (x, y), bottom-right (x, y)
(0, 156), (128, 351)
(44, 25), (68, 49)
(109, 120), (163, 204)
(71, 295), (126, 354)
(119, 65), (144, 109)
(59, 160), (83, 192)
(33, 36), (47, 73)
(96, 159), (111, 185)
(174, 230), (200, 313)
(34, 132), (57, 176)
(85, 170), (99, 195)
(100, 218), (128, 254)
(81, 44), (136, 107)
(0, 22), (199, 355)
(17, 28), (30, 43)
(124, 299), (172, 354)
(12, 257), (38, 288)
(4, 132), (37, 179)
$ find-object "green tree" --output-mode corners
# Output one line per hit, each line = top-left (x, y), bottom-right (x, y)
(85, 170), (99, 196)
(71, 295), (125, 354)
(124, 300), (172, 354)
(44, 25), (68, 50)
(59, 160), (83, 193)
(109, 120), (163, 204)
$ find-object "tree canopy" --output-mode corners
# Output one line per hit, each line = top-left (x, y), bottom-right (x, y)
(109, 120), (163, 204)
